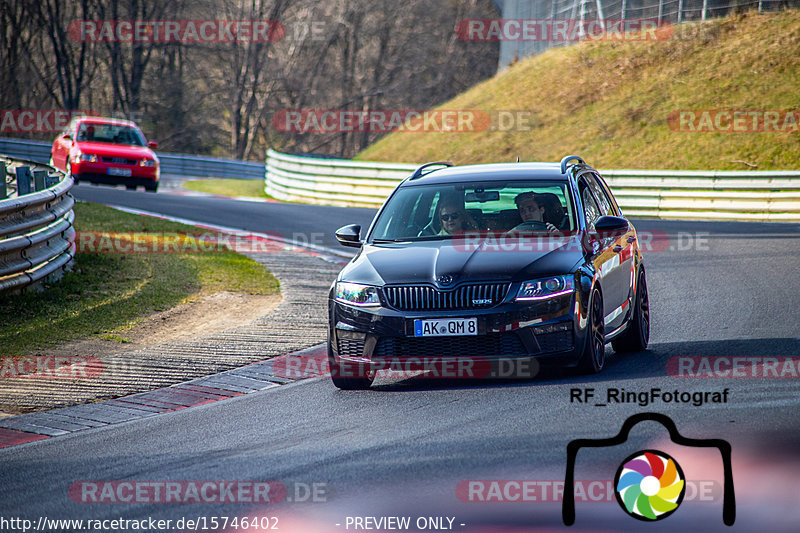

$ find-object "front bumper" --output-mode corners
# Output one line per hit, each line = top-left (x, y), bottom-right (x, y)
(329, 290), (588, 378)
(72, 162), (159, 185)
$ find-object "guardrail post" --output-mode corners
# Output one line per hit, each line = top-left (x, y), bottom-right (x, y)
(34, 170), (48, 191)
(0, 163), (7, 199)
(45, 172), (60, 188)
(16, 166), (33, 195)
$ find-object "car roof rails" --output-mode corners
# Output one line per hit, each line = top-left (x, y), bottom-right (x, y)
(560, 155), (587, 174)
(409, 161), (453, 180)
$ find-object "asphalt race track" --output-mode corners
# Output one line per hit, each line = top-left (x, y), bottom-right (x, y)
(2, 183), (800, 532)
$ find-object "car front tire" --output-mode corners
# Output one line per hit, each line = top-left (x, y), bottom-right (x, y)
(576, 287), (605, 374)
(65, 162), (78, 184)
(328, 340), (374, 390)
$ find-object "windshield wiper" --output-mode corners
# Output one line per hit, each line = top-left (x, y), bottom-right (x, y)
(372, 238), (412, 243)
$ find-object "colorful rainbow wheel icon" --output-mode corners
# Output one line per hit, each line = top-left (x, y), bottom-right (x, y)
(614, 450), (686, 521)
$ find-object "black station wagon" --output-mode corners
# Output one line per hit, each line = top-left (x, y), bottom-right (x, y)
(327, 156), (650, 389)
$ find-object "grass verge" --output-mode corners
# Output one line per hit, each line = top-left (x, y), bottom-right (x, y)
(0, 202), (280, 357)
(184, 178), (269, 199)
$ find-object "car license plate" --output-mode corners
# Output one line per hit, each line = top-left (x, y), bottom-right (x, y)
(108, 167), (132, 177)
(414, 318), (477, 337)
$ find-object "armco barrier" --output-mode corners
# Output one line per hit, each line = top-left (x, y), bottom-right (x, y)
(265, 149), (416, 208)
(265, 149), (800, 222)
(0, 138), (263, 180)
(0, 156), (75, 294)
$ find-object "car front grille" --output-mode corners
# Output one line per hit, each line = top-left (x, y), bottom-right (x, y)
(373, 333), (525, 359)
(383, 283), (510, 311)
(101, 156), (137, 165)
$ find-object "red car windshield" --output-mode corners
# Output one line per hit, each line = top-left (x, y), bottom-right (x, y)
(76, 123), (146, 146)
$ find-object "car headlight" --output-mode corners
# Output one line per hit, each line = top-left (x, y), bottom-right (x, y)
(140, 159), (156, 167)
(515, 275), (574, 301)
(335, 282), (381, 306)
(75, 153), (97, 163)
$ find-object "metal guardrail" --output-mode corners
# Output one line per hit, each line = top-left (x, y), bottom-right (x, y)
(265, 149), (417, 208)
(265, 149), (800, 222)
(0, 137), (264, 180)
(0, 156), (75, 294)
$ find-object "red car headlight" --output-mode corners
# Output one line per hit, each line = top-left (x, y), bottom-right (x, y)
(74, 153), (97, 163)
(139, 159), (157, 167)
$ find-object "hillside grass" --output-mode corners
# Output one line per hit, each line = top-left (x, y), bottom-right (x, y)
(358, 10), (800, 170)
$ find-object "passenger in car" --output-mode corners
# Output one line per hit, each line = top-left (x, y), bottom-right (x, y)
(535, 192), (567, 230)
(437, 199), (478, 235)
(417, 194), (480, 236)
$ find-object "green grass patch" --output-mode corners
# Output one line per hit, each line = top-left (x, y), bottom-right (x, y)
(0, 202), (280, 357)
(358, 10), (800, 170)
(184, 178), (269, 199)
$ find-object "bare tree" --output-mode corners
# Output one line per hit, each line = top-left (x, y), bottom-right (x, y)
(97, 0), (181, 116)
(271, 0), (499, 158)
(215, 0), (291, 159)
(4, 0), (499, 158)
(0, 0), (34, 109)
(32, 0), (100, 110)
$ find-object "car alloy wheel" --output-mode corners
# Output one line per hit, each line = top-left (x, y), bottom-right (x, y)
(577, 288), (605, 373)
(638, 272), (650, 346)
(612, 269), (650, 353)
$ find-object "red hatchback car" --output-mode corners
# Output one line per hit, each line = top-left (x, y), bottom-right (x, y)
(50, 116), (160, 192)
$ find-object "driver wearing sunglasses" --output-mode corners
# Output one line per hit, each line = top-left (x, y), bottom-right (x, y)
(438, 203), (467, 235)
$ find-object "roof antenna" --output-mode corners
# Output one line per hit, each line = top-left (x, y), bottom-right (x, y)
(516, 156), (520, 163)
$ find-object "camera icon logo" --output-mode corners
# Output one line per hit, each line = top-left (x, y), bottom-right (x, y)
(563, 412), (735, 526)
(614, 449), (686, 521)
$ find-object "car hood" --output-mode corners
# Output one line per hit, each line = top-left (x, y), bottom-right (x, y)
(341, 234), (585, 286)
(72, 141), (156, 159)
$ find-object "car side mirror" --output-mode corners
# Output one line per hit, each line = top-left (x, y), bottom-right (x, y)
(335, 224), (362, 248)
(148, 141), (159, 149)
(594, 215), (629, 236)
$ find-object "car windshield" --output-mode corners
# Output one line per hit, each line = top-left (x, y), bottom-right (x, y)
(369, 180), (576, 241)
(76, 123), (146, 146)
